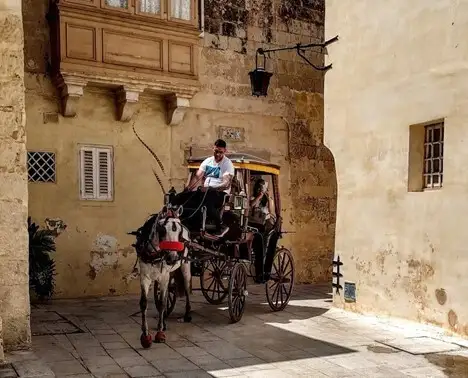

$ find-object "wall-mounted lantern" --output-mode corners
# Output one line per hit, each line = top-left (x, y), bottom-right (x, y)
(249, 52), (273, 97)
(249, 35), (339, 97)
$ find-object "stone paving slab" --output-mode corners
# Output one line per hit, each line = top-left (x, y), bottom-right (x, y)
(379, 336), (461, 355)
(4, 284), (468, 377)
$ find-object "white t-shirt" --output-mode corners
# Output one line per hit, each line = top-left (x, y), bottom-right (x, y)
(200, 156), (235, 194)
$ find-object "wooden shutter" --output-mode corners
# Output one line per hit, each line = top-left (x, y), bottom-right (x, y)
(80, 147), (96, 199)
(97, 148), (112, 200)
(80, 146), (113, 200)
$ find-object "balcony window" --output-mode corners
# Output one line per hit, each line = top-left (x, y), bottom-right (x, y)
(139, 0), (161, 14)
(171, 0), (190, 20)
(105, 0), (128, 8)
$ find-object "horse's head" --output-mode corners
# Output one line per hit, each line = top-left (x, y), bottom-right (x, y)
(151, 204), (188, 264)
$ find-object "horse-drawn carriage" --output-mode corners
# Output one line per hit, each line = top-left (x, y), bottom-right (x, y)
(130, 153), (295, 347)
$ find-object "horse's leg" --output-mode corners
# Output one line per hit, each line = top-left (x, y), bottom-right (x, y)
(181, 261), (192, 323)
(154, 272), (169, 343)
(139, 274), (153, 349)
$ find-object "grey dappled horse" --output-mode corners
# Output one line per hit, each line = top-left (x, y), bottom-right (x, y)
(131, 205), (192, 348)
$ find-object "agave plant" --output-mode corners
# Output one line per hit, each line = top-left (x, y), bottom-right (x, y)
(28, 217), (56, 300)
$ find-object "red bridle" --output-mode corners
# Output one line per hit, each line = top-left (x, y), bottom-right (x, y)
(158, 240), (185, 252)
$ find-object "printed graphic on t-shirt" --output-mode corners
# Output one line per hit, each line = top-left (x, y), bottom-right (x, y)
(205, 165), (221, 179)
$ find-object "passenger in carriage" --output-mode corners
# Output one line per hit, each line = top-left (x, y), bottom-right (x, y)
(250, 178), (276, 232)
(187, 139), (234, 237)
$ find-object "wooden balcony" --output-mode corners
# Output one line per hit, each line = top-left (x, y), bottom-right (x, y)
(48, 0), (201, 123)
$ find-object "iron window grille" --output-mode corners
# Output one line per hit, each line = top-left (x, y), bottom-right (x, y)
(423, 122), (444, 189)
(27, 151), (56, 183)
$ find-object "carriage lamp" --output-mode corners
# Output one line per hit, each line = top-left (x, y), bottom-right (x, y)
(249, 35), (339, 97)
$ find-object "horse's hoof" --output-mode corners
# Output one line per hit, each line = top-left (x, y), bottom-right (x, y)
(154, 331), (166, 343)
(140, 333), (152, 349)
(184, 314), (192, 323)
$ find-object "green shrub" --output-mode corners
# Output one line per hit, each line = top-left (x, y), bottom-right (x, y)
(28, 217), (56, 300)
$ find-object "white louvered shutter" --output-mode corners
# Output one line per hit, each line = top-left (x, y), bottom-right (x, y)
(80, 148), (95, 199)
(80, 146), (113, 200)
(97, 148), (112, 200)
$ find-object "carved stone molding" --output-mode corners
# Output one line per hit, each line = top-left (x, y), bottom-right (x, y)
(166, 94), (191, 126)
(53, 71), (200, 122)
(116, 86), (145, 122)
(55, 75), (87, 117)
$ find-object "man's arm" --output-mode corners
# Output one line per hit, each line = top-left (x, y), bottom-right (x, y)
(208, 173), (233, 191)
(208, 160), (235, 191)
(187, 161), (207, 190)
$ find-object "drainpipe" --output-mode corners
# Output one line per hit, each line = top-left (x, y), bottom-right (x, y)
(199, 0), (204, 38)
(0, 317), (4, 363)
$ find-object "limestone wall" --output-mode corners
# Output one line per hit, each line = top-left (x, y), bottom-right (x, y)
(325, 0), (468, 337)
(23, 0), (336, 298)
(0, 0), (31, 349)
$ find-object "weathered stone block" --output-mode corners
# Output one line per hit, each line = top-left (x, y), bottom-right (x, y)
(0, 259), (29, 287)
(0, 141), (26, 172)
(0, 50), (24, 80)
(0, 14), (23, 45)
(0, 283), (31, 350)
(0, 204), (28, 260)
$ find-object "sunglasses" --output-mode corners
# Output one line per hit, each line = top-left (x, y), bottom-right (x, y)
(214, 149), (225, 154)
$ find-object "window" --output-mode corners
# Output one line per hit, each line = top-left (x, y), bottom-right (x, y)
(79, 146), (113, 200)
(408, 119), (445, 192)
(101, 0), (192, 20)
(423, 122), (444, 189)
(28, 151), (56, 183)
(140, 0), (160, 14)
(171, 0), (190, 20)
(105, 0), (128, 8)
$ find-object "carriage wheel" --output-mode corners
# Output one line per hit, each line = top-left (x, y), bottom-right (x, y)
(200, 259), (228, 305)
(266, 247), (295, 312)
(228, 263), (247, 323)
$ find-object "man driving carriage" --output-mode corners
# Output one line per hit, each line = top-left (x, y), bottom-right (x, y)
(186, 139), (234, 237)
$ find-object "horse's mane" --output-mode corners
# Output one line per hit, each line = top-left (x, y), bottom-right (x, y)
(137, 213), (159, 240)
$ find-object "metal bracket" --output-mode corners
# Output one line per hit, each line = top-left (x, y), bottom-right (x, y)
(332, 255), (343, 294)
(256, 35), (339, 72)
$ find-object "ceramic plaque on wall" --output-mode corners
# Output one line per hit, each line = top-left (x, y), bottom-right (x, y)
(218, 126), (245, 142)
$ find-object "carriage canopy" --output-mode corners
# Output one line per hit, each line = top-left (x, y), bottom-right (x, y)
(187, 153), (280, 176)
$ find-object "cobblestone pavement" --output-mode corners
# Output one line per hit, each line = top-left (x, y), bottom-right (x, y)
(2, 284), (468, 377)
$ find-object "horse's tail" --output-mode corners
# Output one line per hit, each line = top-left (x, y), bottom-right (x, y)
(173, 269), (186, 298)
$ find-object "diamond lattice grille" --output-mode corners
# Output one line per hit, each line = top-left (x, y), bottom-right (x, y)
(28, 152), (56, 183)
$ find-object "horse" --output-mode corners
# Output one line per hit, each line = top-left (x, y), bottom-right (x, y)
(130, 205), (192, 348)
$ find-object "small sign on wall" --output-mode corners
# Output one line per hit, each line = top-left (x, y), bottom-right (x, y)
(218, 126), (245, 142)
(344, 281), (356, 303)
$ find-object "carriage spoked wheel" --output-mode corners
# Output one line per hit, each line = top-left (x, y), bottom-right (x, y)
(228, 263), (248, 323)
(266, 247), (295, 312)
(154, 277), (177, 318)
(200, 259), (229, 305)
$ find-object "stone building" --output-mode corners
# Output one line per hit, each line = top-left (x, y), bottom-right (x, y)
(326, 0), (468, 338)
(1, 0), (335, 350)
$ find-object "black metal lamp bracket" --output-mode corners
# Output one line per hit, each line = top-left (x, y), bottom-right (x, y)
(256, 35), (339, 72)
